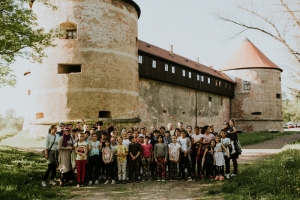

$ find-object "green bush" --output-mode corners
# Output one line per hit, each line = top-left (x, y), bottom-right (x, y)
(222, 149), (300, 199)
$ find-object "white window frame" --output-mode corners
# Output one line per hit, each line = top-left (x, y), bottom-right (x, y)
(188, 72), (191, 78)
(138, 55), (142, 64)
(172, 66), (175, 73)
(182, 70), (185, 77)
(152, 60), (156, 68)
(165, 64), (168, 71)
(208, 77), (210, 84)
(201, 75), (204, 82)
(197, 75), (200, 81)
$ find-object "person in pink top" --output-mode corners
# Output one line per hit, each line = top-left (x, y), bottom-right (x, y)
(141, 136), (153, 181)
(198, 125), (215, 179)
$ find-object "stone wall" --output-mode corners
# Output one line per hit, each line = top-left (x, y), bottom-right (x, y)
(229, 68), (283, 132)
(138, 78), (231, 132)
(29, 0), (139, 137)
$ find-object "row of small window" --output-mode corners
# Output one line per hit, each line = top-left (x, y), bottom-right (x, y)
(139, 56), (231, 89)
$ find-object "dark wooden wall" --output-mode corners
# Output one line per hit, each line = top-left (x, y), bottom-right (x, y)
(138, 52), (234, 98)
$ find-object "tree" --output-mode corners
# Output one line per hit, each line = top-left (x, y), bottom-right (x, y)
(0, 0), (56, 87)
(216, 0), (300, 80)
(5, 108), (16, 118)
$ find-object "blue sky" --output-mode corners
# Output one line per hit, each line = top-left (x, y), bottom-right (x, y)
(0, 0), (292, 116)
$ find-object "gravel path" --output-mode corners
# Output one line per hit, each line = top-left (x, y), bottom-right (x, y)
(238, 133), (300, 163)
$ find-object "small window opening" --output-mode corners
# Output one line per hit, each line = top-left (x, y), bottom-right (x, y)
(28, 90), (31, 95)
(276, 94), (281, 99)
(219, 81), (221, 87)
(172, 66), (175, 74)
(98, 111), (112, 118)
(60, 22), (77, 39)
(163, 110), (167, 113)
(208, 77), (210, 84)
(182, 70), (185, 77)
(36, 112), (44, 119)
(182, 112), (185, 114)
(251, 112), (262, 115)
(201, 76), (204, 82)
(58, 64), (81, 74)
(188, 72), (191, 78)
(197, 75), (200, 81)
(208, 97), (212, 107)
(138, 55), (143, 64)
(244, 81), (251, 90)
(165, 64), (168, 71)
(152, 60), (156, 68)
(215, 80), (218, 86)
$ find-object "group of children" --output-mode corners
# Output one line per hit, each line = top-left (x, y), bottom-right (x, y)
(42, 119), (240, 187)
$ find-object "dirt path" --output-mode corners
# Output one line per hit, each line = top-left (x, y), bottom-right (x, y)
(238, 134), (300, 163)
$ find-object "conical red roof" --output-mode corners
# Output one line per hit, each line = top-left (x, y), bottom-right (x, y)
(221, 38), (282, 72)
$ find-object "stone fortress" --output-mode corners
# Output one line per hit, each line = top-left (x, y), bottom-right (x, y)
(24, 0), (283, 136)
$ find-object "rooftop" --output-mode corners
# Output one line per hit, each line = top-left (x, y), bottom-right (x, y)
(138, 40), (234, 83)
(221, 38), (282, 72)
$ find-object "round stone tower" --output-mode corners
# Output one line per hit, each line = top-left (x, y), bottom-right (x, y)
(221, 38), (283, 132)
(29, 0), (141, 136)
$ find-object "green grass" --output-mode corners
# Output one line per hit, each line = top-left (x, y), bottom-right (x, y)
(238, 131), (299, 146)
(0, 146), (70, 200)
(222, 149), (300, 199)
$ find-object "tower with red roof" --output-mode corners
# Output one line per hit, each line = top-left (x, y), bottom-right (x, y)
(221, 38), (283, 132)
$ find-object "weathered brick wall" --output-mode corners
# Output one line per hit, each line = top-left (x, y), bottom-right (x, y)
(29, 0), (139, 137)
(138, 78), (230, 132)
(230, 68), (283, 132)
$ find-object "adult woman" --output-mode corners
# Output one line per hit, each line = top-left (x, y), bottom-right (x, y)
(58, 128), (73, 186)
(227, 119), (239, 177)
(198, 125), (215, 178)
(42, 125), (60, 187)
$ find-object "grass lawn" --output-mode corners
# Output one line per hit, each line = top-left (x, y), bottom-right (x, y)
(221, 148), (300, 199)
(0, 146), (70, 200)
(238, 131), (299, 146)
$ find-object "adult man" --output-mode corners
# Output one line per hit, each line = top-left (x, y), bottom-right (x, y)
(191, 126), (202, 176)
(57, 122), (65, 137)
(167, 123), (175, 136)
(95, 121), (105, 141)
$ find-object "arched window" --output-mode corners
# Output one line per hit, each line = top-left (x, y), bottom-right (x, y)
(60, 22), (77, 39)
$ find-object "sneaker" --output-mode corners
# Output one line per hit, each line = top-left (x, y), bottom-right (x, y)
(157, 179), (161, 182)
(187, 177), (194, 182)
(209, 176), (214, 180)
(219, 176), (224, 181)
(95, 180), (99, 185)
(161, 179), (165, 182)
(88, 181), (93, 186)
(142, 179), (145, 182)
(42, 181), (47, 187)
(111, 180), (116, 184)
(230, 174), (236, 177)
(231, 150), (236, 154)
(225, 174), (230, 179)
(170, 179), (173, 182)
(50, 180), (56, 186)
(215, 176), (219, 181)
(104, 180), (109, 184)
(76, 184), (80, 187)
(173, 179), (177, 182)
